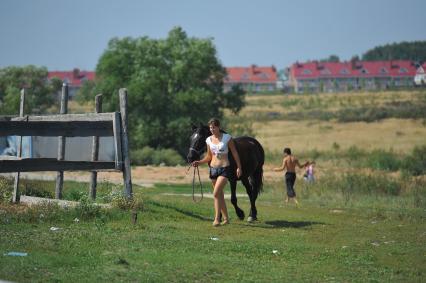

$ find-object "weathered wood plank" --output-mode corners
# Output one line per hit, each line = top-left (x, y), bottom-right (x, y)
(90, 94), (102, 200)
(0, 121), (114, 137)
(119, 89), (133, 198)
(113, 112), (123, 170)
(0, 159), (116, 172)
(9, 112), (116, 122)
(13, 89), (25, 203)
(56, 83), (68, 199)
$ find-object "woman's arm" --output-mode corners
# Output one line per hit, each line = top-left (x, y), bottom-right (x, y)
(228, 138), (242, 178)
(192, 146), (212, 167)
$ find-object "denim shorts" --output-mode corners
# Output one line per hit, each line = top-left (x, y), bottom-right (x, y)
(209, 166), (232, 180)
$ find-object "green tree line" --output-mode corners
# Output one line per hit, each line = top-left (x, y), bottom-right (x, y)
(362, 41), (426, 62)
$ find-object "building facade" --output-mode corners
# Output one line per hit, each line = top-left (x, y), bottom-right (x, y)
(288, 60), (419, 93)
(224, 65), (278, 93)
(48, 68), (95, 99)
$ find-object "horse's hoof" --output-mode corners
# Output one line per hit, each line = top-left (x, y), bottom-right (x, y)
(247, 216), (257, 223)
(236, 210), (245, 220)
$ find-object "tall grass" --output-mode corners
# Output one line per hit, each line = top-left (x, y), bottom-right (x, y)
(265, 145), (426, 176)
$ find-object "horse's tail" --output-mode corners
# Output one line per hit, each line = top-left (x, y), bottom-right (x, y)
(249, 137), (265, 195)
(253, 165), (264, 194)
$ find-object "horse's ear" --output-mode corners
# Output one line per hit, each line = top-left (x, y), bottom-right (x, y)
(191, 123), (197, 131)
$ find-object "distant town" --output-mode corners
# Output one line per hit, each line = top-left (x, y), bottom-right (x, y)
(49, 59), (426, 99)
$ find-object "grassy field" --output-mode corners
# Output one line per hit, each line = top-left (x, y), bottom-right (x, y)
(0, 179), (425, 282)
(1, 90), (426, 282)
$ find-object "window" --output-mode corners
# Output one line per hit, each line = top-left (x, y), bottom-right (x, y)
(340, 68), (349, 75)
(241, 73), (249, 80)
(380, 67), (388, 74)
(303, 69), (312, 75)
(399, 67), (408, 74)
(360, 68), (368, 74)
(320, 68), (331, 75)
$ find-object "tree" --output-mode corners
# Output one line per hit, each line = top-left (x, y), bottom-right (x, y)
(94, 27), (245, 156)
(320, 54), (340, 62)
(362, 41), (426, 62)
(0, 65), (58, 114)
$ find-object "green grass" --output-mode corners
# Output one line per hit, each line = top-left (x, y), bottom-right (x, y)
(1, 180), (425, 282)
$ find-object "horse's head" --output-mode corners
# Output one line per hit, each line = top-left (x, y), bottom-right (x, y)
(187, 123), (210, 163)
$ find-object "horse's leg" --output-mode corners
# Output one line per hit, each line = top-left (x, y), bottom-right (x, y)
(229, 178), (244, 220)
(242, 177), (257, 222)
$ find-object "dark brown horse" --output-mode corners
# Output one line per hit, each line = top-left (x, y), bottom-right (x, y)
(187, 124), (264, 222)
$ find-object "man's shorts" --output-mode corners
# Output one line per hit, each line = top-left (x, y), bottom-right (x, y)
(285, 172), (296, 197)
(209, 166), (232, 180)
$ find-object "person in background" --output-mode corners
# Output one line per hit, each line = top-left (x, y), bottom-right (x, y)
(273, 147), (308, 206)
(303, 161), (316, 183)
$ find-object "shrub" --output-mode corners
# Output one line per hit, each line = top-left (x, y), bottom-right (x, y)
(108, 186), (144, 211)
(339, 173), (401, 198)
(152, 148), (185, 166)
(402, 145), (426, 176)
(365, 149), (401, 171)
(75, 196), (102, 219)
(132, 146), (184, 166)
(0, 177), (13, 203)
(131, 146), (156, 165)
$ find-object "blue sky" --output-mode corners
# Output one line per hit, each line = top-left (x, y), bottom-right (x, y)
(0, 0), (424, 71)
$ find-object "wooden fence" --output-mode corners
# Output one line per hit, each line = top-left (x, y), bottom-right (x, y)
(0, 84), (132, 202)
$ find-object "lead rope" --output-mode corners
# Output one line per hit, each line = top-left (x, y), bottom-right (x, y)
(187, 165), (203, 202)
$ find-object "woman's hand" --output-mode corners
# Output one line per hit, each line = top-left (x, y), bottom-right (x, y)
(192, 160), (200, 167)
(236, 167), (242, 178)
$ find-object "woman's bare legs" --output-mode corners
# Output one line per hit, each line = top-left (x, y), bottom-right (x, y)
(212, 176), (229, 226)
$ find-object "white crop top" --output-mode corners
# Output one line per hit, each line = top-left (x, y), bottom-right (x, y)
(206, 133), (232, 159)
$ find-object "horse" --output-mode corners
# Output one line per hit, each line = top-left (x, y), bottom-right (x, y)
(187, 124), (265, 222)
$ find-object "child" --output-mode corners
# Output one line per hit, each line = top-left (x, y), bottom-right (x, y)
(303, 161), (316, 183)
(273, 148), (308, 206)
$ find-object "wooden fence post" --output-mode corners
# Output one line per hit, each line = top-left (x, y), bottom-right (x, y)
(119, 88), (132, 198)
(89, 94), (102, 200)
(55, 83), (68, 199)
(12, 89), (25, 203)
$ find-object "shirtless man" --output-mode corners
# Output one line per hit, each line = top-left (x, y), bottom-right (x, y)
(273, 148), (308, 205)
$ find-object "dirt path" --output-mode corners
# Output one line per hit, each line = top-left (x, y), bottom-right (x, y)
(2, 164), (286, 187)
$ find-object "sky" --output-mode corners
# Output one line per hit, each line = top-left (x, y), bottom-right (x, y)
(0, 0), (425, 71)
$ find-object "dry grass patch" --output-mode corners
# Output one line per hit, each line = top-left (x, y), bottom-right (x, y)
(255, 118), (426, 154)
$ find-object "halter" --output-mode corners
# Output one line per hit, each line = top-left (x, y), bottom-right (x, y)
(189, 147), (203, 156)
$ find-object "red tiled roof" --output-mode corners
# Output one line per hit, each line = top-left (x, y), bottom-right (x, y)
(225, 65), (277, 83)
(291, 60), (417, 79)
(48, 69), (95, 87)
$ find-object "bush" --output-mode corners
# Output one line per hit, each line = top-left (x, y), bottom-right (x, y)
(131, 146), (156, 165)
(365, 149), (401, 171)
(75, 196), (102, 219)
(339, 173), (401, 198)
(107, 186), (144, 211)
(0, 177), (13, 203)
(402, 145), (426, 176)
(132, 146), (184, 166)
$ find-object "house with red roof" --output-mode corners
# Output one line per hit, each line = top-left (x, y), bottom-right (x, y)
(287, 60), (418, 93)
(48, 68), (95, 99)
(414, 63), (426, 86)
(224, 65), (278, 93)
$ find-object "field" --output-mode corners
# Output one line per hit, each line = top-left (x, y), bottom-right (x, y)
(1, 90), (425, 282)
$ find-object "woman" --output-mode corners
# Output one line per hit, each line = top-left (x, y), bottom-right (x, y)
(192, 118), (242, 227)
